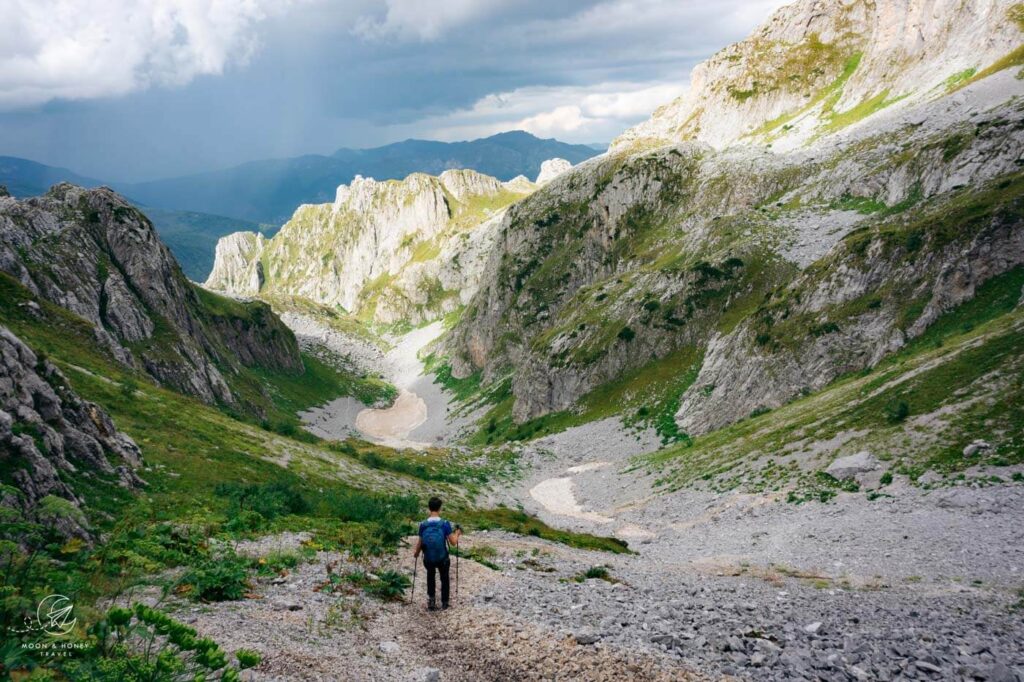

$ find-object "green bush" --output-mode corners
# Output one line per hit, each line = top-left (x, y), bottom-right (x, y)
(215, 481), (310, 521)
(572, 565), (616, 583)
(178, 551), (250, 602)
(235, 649), (261, 670)
(253, 551), (300, 576)
(880, 471), (893, 486)
(617, 326), (636, 342)
(364, 570), (411, 601)
(60, 603), (246, 681)
(884, 399), (910, 423)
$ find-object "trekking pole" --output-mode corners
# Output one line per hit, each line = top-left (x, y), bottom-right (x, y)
(455, 537), (459, 601)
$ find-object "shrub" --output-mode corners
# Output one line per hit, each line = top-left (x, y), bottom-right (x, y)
(62, 604), (247, 681)
(215, 481), (310, 521)
(884, 399), (910, 423)
(573, 565), (616, 583)
(333, 569), (411, 601)
(236, 649), (261, 670)
(178, 551), (250, 602)
(617, 326), (636, 342)
(253, 551), (300, 576)
(364, 570), (411, 601)
(880, 471), (893, 486)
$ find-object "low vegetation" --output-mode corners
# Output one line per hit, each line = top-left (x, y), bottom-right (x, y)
(459, 507), (632, 554)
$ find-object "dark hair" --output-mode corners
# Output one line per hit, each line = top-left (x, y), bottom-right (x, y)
(428, 496), (443, 512)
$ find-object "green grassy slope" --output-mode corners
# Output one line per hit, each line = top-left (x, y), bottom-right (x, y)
(637, 268), (1024, 494)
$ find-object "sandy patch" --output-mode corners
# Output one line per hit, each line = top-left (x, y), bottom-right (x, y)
(355, 389), (428, 440)
(529, 477), (614, 524)
(567, 461), (611, 474)
(614, 523), (656, 540)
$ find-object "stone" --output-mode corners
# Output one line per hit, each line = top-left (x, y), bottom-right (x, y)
(804, 622), (823, 635)
(826, 452), (879, 481)
(984, 663), (1018, 682)
(963, 440), (992, 457)
(915, 660), (943, 674)
(419, 669), (441, 682)
(574, 629), (602, 645)
(379, 641), (400, 654)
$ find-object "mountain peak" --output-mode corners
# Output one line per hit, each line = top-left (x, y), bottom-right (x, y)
(612, 0), (1023, 153)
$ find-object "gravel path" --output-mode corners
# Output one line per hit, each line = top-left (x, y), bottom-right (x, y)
(163, 533), (700, 681)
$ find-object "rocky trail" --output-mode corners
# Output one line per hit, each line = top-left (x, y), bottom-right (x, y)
(161, 466), (1024, 682)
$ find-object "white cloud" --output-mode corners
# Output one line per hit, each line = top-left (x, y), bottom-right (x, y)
(0, 0), (302, 109)
(353, 0), (503, 42)
(401, 80), (688, 143)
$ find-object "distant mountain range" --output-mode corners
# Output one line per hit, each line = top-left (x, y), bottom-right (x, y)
(121, 131), (602, 224)
(0, 131), (603, 279)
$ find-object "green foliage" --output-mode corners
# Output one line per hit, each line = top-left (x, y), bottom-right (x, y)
(56, 603), (248, 681)
(427, 358), (483, 402)
(572, 565), (616, 583)
(941, 133), (969, 162)
(460, 507), (631, 554)
(880, 471), (893, 486)
(215, 481), (310, 532)
(329, 569), (411, 601)
(822, 89), (904, 134)
(235, 649), (261, 670)
(451, 544), (500, 570)
(617, 326), (636, 342)
(831, 194), (887, 214)
(473, 346), (702, 446)
(326, 439), (482, 484)
(178, 550), (250, 602)
(884, 399), (910, 423)
(252, 551), (300, 576)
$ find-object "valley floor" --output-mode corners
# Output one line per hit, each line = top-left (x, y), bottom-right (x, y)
(158, 477), (1024, 681)
(168, 322), (1024, 681)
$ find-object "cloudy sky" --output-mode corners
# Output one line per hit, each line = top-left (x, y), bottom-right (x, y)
(0, 0), (787, 181)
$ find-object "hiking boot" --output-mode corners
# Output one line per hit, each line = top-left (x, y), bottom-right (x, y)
(442, 602), (450, 610)
(427, 599), (437, 611)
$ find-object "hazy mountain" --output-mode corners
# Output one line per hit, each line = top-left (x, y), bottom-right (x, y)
(0, 156), (102, 197)
(118, 131), (601, 224)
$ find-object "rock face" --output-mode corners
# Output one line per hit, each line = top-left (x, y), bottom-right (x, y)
(612, 0), (1022, 153)
(536, 158), (573, 185)
(206, 168), (536, 325)
(0, 325), (143, 541)
(0, 184), (302, 409)
(443, 0), (1024, 431)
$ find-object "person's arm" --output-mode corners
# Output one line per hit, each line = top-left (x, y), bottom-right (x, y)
(413, 536), (423, 557)
(447, 523), (462, 545)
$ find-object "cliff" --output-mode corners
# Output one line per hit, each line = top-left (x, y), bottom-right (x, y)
(0, 184), (303, 410)
(205, 167), (539, 325)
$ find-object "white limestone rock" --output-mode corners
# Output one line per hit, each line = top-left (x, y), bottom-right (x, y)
(536, 158), (573, 185)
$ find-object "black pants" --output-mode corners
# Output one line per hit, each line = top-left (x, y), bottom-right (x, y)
(423, 556), (450, 604)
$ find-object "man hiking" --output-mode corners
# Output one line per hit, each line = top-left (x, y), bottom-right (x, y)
(413, 496), (462, 610)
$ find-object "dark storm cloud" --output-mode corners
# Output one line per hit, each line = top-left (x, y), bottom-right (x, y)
(0, 0), (786, 180)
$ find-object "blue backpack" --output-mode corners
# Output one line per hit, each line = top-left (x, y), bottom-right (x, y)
(420, 520), (449, 563)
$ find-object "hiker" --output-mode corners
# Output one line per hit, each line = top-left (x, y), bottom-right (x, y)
(413, 496), (461, 610)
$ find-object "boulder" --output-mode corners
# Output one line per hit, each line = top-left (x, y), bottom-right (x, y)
(826, 452), (879, 481)
(963, 439), (992, 457)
